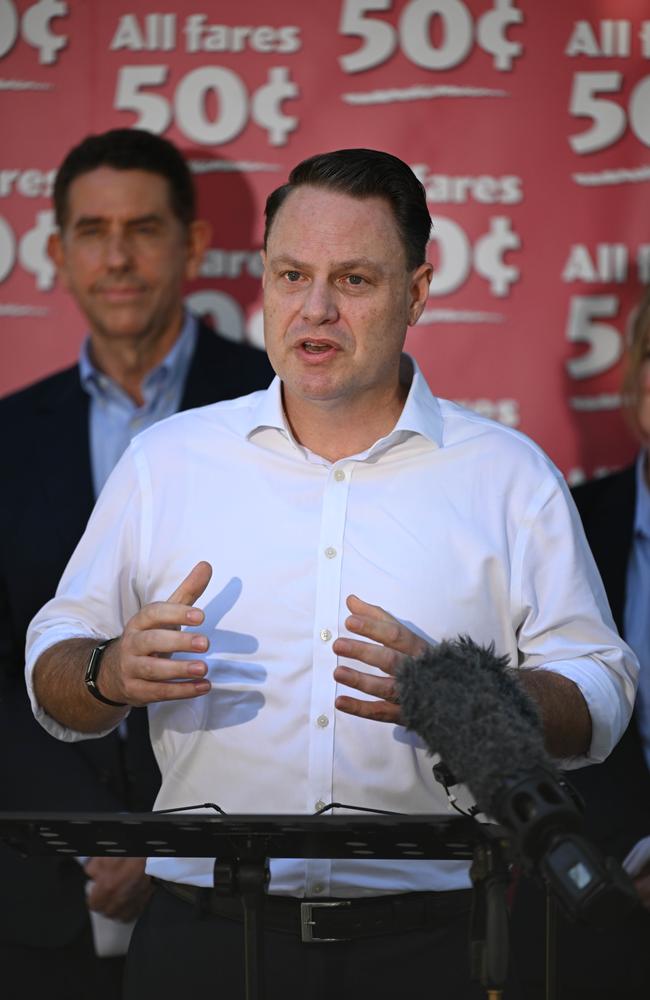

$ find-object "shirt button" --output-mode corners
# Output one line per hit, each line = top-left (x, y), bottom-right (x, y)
(313, 884), (324, 894)
(334, 470), (345, 482)
(315, 800), (326, 812)
(324, 547), (337, 559)
(316, 714), (329, 728)
(320, 629), (332, 642)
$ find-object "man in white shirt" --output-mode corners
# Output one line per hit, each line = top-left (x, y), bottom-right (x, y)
(25, 149), (637, 999)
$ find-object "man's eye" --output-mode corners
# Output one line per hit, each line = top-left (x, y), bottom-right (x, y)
(346, 274), (365, 286)
(284, 271), (302, 282)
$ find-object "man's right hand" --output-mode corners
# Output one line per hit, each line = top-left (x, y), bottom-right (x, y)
(33, 560), (214, 731)
(99, 560), (214, 706)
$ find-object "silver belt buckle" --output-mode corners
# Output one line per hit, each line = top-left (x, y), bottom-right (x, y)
(300, 900), (351, 943)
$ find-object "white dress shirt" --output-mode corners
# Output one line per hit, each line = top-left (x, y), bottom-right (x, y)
(25, 358), (637, 896)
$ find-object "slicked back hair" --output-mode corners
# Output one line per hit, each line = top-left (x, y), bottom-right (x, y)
(264, 148), (431, 271)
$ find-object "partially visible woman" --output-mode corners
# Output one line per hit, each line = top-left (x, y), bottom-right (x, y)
(512, 286), (650, 1000)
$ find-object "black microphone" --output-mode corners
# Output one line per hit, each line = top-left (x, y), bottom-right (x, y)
(395, 635), (640, 926)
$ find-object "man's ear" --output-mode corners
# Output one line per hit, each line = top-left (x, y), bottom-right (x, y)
(408, 262), (433, 327)
(185, 219), (212, 280)
(47, 231), (68, 289)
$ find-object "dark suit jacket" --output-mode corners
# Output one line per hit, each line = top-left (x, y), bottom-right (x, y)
(0, 321), (273, 946)
(569, 465), (650, 860)
(512, 464), (650, 993)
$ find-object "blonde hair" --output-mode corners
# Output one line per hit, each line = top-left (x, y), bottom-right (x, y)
(622, 285), (650, 444)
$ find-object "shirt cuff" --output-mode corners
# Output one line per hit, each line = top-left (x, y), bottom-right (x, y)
(530, 658), (630, 769)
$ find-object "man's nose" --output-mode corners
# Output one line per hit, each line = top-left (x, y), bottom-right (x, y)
(104, 231), (133, 269)
(301, 280), (338, 325)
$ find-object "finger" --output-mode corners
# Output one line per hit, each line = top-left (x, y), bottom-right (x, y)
(334, 664), (399, 702)
(167, 560), (213, 606)
(129, 653), (209, 683)
(126, 674), (212, 707)
(344, 595), (428, 657)
(346, 594), (395, 620)
(335, 693), (402, 725)
(128, 627), (209, 657)
(332, 636), (401, 677)
(130, 601), (207, 632)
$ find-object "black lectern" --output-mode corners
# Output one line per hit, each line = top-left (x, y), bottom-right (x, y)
(0, 811), (512, 1000)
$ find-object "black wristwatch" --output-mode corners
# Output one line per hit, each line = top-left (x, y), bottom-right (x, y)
(84, 640), (126, 707)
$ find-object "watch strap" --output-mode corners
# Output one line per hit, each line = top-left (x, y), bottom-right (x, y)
(84, 640), (126, 707)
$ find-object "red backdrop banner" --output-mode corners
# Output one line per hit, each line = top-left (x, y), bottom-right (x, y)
(1, 0), (649, 481)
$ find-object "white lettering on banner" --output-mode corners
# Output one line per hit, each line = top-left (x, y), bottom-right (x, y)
(338, 0), (523, 74)
(190, 298), (265, 352)
(562, 243), (650, 283)
(569, 72), (650, 153)
(565, 20), (632, 58)
(0, 168), (55, 198)
(641, 22), (650, 58)
(0, 1), (19, 59)
(110, 14), (176, 52)
(200, 249), (263, 279)
(114, 65), (299, 146)
(412, 167), (522, 204)
(454, 397), (519, 427)
(637, 246), (650, 282)
(0, 0), (68, 64)
(567, 466), (618, 486)
(185, 290), (245, 344)
(109, 15), (301, 54)
(562, 244), (629, 283)
(565, 295), (622, 380)
(428, 216), (520, 297)
(182, 17), (300, 54)
(0, 210), (55, 289)
(0, 215), (15, 282)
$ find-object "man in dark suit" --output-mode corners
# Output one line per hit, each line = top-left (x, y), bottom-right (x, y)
(0, 128), (272, 999)
(512, 464), (650, 998)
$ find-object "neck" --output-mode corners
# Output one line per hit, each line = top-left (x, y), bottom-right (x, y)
(284, 382), (409, 463)
(88, 317), (183, 405)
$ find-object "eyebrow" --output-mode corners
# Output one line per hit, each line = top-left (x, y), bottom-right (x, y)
(269, 255), (385, 274)
(72, 213), (164, 230)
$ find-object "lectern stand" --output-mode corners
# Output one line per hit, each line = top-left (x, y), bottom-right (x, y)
(0, 811), (513, 1000)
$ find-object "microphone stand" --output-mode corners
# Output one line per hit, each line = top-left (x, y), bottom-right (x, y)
(469, 834), (512, 1000)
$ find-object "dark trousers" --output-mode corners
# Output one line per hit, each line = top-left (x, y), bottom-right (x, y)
(124, 886), (521, 999)
(0, 928), (125, 1000)
(511, 875), (650, 1000)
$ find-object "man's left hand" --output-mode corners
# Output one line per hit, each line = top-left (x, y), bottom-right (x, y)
(333, 595), (430, 723)
(84, 856), (152, 922)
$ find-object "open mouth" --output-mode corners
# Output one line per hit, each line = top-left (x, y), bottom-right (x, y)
(302, 340), (335, 354)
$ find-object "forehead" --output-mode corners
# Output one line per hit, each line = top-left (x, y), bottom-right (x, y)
(64, 167), (174, 224)
(266, 185), (405, 268)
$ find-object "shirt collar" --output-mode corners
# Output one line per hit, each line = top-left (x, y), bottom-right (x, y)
(79, 311), (197, 398)
(243, 353), (443, 453)
(634, 450), (650, 539)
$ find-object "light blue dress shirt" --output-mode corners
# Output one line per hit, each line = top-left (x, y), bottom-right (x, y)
(624, 451), (650, 770)
(79, 313), (197, 497)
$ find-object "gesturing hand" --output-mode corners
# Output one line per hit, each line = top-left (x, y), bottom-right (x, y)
(333, 594), (430, 724)
(99, 560), (214, 707)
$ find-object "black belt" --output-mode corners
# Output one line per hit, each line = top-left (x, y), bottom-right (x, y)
(153, 878), (471, 943)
